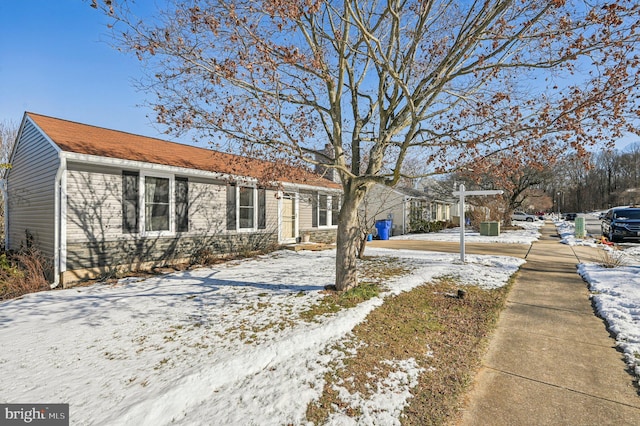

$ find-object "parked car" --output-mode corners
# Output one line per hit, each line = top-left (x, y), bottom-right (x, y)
(601, 207), (640, 243)
(511, 211), (536, 222)
(564, 213), (577, 221)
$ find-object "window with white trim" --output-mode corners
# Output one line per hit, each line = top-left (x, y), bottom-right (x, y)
(145, 176), (170, 232)
(318, 194), (328, 226)
(226, 184), (267, 231)
(312, 192), (339, 227)
(121, 172), (188, 235)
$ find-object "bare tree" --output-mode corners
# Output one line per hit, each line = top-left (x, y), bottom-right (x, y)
(457, 156), (553, 223)
(0, 120), (17, 171)
(0, 119), (19, 240)
(98, 0), (640, 290)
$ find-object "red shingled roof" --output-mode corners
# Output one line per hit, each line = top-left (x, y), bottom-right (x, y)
(27, 112), (340, 189)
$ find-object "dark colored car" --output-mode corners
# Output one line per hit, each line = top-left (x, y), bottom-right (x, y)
(564, 213), (577, 221)
(601, 207), (640, 243)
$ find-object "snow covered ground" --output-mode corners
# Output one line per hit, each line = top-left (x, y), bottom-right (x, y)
(391, 219), (544, 244)
(1, 219), (638, 425)
(556, 216), (640, 377)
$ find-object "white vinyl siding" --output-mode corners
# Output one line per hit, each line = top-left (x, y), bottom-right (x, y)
(6, 120), (59, 258)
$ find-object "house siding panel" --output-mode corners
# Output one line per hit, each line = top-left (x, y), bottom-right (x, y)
(363, 185), (406, 235)
(66, 165), (123, 243)
(298, 191), (314, 230)
(63, 169), (280, 281)
(65, 233), (278, 281)
(266, 189), (278, 231)
(7, 120), (58, 258)
(188, 179), (226, 234)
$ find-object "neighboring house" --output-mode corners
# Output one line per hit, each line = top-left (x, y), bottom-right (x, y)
(4, 112), (341, 286)
(362, 184), (454, 236)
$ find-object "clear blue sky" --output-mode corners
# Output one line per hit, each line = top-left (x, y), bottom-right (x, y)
(0, 0), (186, 142)
(1, 1), (636, 151)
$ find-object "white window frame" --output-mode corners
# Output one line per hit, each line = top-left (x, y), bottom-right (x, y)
(237, 185), (256, 231)
(231, 185), (264, 232)
(139, 171), (176, 237)
(316, 193), (339, 228)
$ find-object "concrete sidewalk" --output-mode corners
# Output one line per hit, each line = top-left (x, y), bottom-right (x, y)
(457, 223), (640, 425)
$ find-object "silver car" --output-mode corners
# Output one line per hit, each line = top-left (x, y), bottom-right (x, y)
(511, 211), (536, 222)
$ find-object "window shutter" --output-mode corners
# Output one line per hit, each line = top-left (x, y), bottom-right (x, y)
(226, 184), (237, 230)
(258, 188), (266, 229)
(175, 178), (189, 232)
(122, 171), (139, 233)
(331, 195), (340, 226)
(312, 192), (318, 227)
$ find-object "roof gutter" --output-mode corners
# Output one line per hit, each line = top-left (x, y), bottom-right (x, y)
(53, 153), (67, 288)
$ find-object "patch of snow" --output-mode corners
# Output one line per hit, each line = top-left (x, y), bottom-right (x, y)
(0, 248), (523, 425)
(391, 221), (543, 245)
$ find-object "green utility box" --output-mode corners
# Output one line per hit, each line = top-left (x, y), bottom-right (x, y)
(480, 221), (500, 236)
(574, 217), (586, 238)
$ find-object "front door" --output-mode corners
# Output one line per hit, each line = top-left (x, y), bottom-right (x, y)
(281, 195), (296, 242)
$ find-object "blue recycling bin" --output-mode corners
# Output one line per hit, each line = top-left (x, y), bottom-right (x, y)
(375, 219), (392, 240)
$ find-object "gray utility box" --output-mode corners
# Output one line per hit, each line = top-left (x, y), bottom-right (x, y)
(574, 217), (586, 238)
(480, 221), (500, 236)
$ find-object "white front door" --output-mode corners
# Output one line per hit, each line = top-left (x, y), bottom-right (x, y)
(281, 195), (296, 242)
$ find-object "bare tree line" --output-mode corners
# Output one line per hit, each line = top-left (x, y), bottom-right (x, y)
(547, 144), (640, 213)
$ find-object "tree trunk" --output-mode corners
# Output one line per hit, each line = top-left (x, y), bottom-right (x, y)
(357, 233), (367, 259)
(335, 184), (368, 292)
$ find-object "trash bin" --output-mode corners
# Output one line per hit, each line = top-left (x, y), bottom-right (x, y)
(375, 219), (392, 240)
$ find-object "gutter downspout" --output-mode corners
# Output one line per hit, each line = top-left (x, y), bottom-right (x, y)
(53, 154), (67, 288)
(402, 196), (408, 235)
(0, 179), (7, 249)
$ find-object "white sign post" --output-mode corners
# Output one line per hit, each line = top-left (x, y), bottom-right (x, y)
(452, 184), (504, 263)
